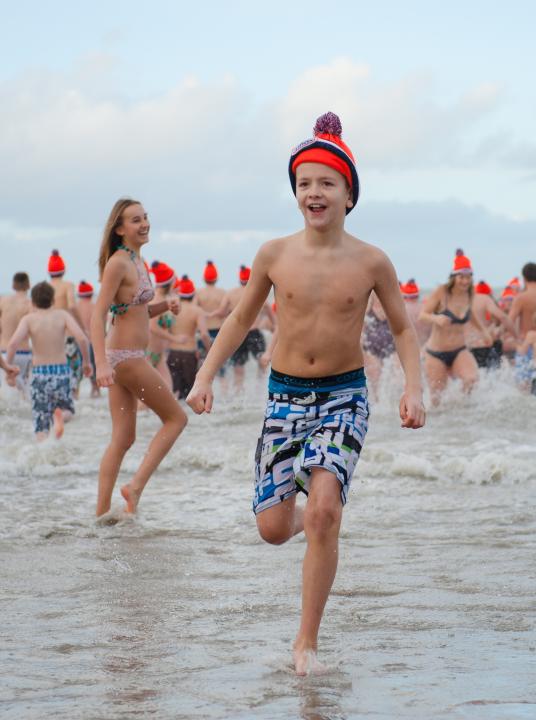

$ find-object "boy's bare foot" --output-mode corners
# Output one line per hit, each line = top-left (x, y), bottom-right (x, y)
(293, 647), (327, 676)
(53, 408), (64, 439)
(120, 484), (141, 514)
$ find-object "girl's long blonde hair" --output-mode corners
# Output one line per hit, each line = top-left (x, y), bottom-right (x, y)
(98, 198), (141, 279)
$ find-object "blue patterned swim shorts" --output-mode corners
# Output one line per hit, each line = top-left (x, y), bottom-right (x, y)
(253, 369), (369, 515)
(30, 364), (74, 433)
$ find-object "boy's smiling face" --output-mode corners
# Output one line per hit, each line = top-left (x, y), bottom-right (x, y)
(295, 163), (353, 229)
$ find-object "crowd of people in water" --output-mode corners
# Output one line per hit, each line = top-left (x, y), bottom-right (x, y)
(1, 114), (535, 676)
(1, 247), (534, 437)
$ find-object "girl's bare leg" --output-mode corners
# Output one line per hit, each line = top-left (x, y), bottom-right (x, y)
(115, 359), (187, 513)
(96, 382), (137, 516)
(424, 352), (449, 406)
(452, 349), (479, 394)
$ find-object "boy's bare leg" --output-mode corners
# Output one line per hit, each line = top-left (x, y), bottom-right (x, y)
(96, 383), (137, 516)
(293, 469), (342, 675)
(53, 408), (64, 439)
(116, 359), (187, 514)
(256, 494), (304, 545)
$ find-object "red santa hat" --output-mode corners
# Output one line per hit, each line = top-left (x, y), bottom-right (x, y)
(507, 276), (521, 293)
(77, 280), (94, 298)
(204, 260), (218, 283)
(475, 280), (493, 295)
(401, 278), (420, 299)
(452, 248), (473, 275)
(239, 265), (251, 285)
(151, 261), (175, 287)
(48, 249), (66, 277)
(178, 274), (195, 298)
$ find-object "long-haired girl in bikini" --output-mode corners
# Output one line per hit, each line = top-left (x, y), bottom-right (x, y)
(91, 199), (187, 517)
(420, 249), (492, 405)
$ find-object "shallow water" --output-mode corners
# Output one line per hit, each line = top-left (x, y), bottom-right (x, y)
(1, 363), (535, 719)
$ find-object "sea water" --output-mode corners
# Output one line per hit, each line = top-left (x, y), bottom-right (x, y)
(0, 362), (535, 719)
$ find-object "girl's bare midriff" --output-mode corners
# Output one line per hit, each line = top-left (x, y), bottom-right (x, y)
(106, 304), (151, 350)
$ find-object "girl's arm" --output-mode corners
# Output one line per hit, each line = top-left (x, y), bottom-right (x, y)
(90, 259), (125, 386)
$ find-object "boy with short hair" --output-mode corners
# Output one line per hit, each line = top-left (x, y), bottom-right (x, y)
(187, 112), (425, 674)
(6, 282), (91, 440)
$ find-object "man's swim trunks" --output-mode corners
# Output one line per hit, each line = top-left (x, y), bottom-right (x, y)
(167, 349), (198, 398)
(231, 329), (266, 366)
(254, 368), (369, 515)
(30, 363), (74, 433)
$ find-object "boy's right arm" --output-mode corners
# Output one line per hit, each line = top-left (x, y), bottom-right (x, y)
(64, 312), (91, 373)
(187, 244), (274, 414)
(90, 260), (125, 387)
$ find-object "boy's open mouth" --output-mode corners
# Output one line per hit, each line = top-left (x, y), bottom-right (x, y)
(308, 204), (326, 214)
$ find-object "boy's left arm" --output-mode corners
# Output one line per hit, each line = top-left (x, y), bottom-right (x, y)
(373, 254), (425, 429)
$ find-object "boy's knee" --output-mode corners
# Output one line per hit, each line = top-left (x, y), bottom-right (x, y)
(256, 516), (292, 546)
(305, 501), (341, 539)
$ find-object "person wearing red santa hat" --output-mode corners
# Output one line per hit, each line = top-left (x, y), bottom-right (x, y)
(145, 261), (178, 391)
(91, 199), (186, 518)
(197, 260), (228, 367)
(467, 279), (518, 369)
(420, 249), (492, 403)
(187, 112), (425, 676)
(75, 280), (101, 397)
(166, 275), (212, 400)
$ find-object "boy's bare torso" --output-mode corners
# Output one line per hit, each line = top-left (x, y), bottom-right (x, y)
(197, 286), (226, 330)
(267, 231), (379, 376)
(0, 294), (31, 350)
(169, 304), (201, 351)
(25, 309), (71, 366)
(512, 287), (536, 338)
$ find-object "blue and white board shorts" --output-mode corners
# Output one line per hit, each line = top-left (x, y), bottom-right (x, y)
(254, 381), (369, 515)
(30, 364), (74, 433)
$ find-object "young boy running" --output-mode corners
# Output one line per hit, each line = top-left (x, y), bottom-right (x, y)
(7, 282), (91, 441)
(187, 112), (425, 675)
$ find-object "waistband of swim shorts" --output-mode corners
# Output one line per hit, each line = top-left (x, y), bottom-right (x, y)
(32, 363), (70, 375)
(269, 367), (366, 395)
(2, 349), (32, 355)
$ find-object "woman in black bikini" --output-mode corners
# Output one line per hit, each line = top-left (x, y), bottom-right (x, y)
(420, 249), (492, 404)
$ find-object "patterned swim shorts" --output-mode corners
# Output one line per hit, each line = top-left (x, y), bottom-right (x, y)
(30, 364), (75, 434)
(254, 383), (369, 515)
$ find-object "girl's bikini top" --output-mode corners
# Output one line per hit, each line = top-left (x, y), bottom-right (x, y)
(435, 292), (471, 325)
(110, 245), (155, 321)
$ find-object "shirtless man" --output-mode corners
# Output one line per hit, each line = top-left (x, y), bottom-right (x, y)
(167, 275), (211, 399)
(509, 263), (536, 339)
(48, 250), (86, 397)
(400, 279), (430, 347)
(75, 280), (100, 397)
(196, 260), (228, 380)
(467, 281), (517, 369)
(6, 281), (91, 440)
(214, 265), (276, 387)
(187, 112), (425, 675)
(0, 272), (32, 393)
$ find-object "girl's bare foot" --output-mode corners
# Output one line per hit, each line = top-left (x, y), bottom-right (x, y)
(293, 647), (327, 676)
(53, 408), (64, 439)
(120, 484), (141, 514)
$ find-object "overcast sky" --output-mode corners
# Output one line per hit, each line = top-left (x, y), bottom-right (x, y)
(1, 0), (535, 292)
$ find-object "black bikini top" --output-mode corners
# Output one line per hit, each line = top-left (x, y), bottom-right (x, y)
(435, 293), (471, 324)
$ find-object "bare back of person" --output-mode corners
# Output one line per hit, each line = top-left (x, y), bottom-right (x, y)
(511, 286), (536, 338)
(169, 303), (202, 351)
(51, 278), (76, 311)
(76, 297), (95, 334)
(269, 231), (376, 377)
(197, 286), (226, 331)
(25, 309), (74, 365)
(0, 293), (31, 350)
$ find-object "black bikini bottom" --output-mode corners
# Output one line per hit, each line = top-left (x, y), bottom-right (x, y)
(426, 346), (466, 368)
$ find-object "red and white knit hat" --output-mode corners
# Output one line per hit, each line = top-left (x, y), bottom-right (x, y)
(452, 249), (473, 275)
(401, 278), (420, 299)
(239, 265), (251, 285)
(178, 275), (195, 298)
(289, 112), (359, 214)
(48, 249), (66, 277)
(151, 261), (175, 287)
(77, 280), (94, 297)
(204, 260), (218, 283)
